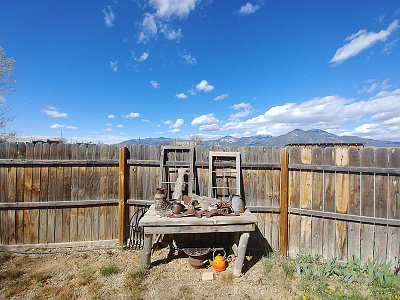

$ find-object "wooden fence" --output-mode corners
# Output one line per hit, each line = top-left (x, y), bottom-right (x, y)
(0, 142), (399, 265)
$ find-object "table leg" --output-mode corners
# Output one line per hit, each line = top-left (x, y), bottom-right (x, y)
(233, 232), (250, 277)
(142, 234), (153, 268)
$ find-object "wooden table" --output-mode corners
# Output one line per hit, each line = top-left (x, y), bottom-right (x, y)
(139, 205), (257, 276)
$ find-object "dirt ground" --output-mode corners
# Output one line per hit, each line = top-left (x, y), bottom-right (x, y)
(0, 245), (295, 300)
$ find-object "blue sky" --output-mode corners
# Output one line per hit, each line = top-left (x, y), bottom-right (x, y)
(1, 0), (400, 143)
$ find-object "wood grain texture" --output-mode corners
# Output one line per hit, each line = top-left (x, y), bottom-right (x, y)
(335, 147), (348, 261)
(288, 147), (301, 257)
(311, 147), (323, 256)
(300, 147), (312, 253)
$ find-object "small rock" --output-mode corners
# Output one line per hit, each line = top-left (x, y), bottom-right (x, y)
(202, 271), (214, 281)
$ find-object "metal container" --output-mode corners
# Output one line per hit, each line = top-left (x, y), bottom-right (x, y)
(231, 194), (244, 213)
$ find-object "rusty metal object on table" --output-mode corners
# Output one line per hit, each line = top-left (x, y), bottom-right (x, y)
(167, 209), (201, 218)
(205, 209), (239, 218)
(217, 201), (232, 209)
(171, 200), (185, 214)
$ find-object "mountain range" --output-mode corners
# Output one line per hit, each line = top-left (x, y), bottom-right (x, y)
(120, 129), (400, 148)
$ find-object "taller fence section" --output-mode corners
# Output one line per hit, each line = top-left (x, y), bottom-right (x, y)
(0, 142), (121, 247)
(124, 144), (281, 250)
(287, 146), (400, 264)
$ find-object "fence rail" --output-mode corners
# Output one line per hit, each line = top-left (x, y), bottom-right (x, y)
(0, 142), (399, 266)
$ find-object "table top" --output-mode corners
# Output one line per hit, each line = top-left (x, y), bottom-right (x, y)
(139, 204), (257, 230)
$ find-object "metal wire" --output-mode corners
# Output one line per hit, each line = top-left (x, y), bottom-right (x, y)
(126, 206), (149, 250)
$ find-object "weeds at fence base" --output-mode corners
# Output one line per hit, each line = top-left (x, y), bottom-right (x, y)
(263, 250), (400, 299)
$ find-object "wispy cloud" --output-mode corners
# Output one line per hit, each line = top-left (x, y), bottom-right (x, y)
(358, 79), (391, 94)
(108, 114), (116, 119)
(330, 20), (400, 64)
(138, 0), (199, 43)
(105, 123), (112, 126)
(160, 24), (182, 40)
(182, 54), (196, 65)
(150, 80), (159, 88)
(109, 60), (118, 71)
(214, 94), (228, 101)
(231, 102), (251, 110)
(138, 13), (158, 43)
(163, 120), (173, 125)
(103, 6), (116, 27)
(116, 124), (123, 128)
(42, 107), (67, 118)
(196, 80), (214, 92)
(141, 119), (150, 122)
(383, 37), (400, 54)
(121, 112), (140, 118)
(229, 103), (254, 120)
(175, 93), (188, 99)
(237, 2), (261, 16)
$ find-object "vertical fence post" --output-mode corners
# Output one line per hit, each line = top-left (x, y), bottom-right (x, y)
(279, 147), (289, 256)
(118, 146), (129, 245)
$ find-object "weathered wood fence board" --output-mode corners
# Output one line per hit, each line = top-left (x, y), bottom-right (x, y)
(1, 142), (399, 267)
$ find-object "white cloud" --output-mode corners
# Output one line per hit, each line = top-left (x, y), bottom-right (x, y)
(229, 102), (254, 120)
(232, 102), (251, 110)
(214, 94), (228, 101)
(116, 124), (123, 128)
(150, 80), (159, 88)
(330, 20), (400, 64)
(182, 54), (196, 65)
(217, 89), (400, 140)
(109, 60), (118, 71)
(170, 118), (185, 129)
(103, 6), (115, 27)
(238, 3), (260, 15)
(50, 124), (78, 130)
(106, 123), (112, 126)
(196, 80), (214, 92)
(163, 120), (173, 125)
(137, 52), (149, 61)
(103, 128), (112, 132)
(175, 93), (188, 99)
(169, 128), (181, 133)
(108, 114), (116, 119)
(191, 113), (219, 126)
(122, 112), (140, 118)
(42, 108), (68, 118)
(149, 0), (198, 19)
(187, 88), (196, 95)
(141, 119), (150, 122)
